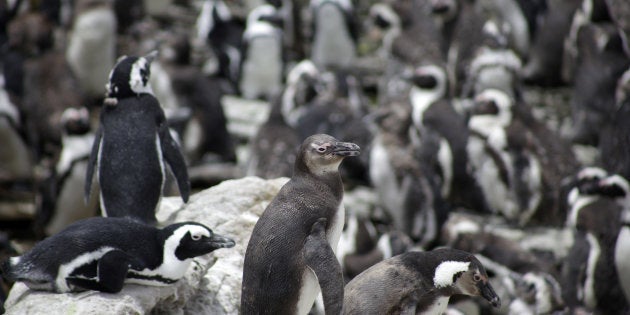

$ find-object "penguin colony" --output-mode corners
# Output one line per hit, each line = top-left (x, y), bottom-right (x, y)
(0, 0), (630, 314)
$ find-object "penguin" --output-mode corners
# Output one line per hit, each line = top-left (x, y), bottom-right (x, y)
(309, 0), (357, 70)
(246, 94), (300, 179)
(85, 52), (190, 225)
(281, 59), (321, 128)
(599, 67), (630, 179)
(0, 73), (32, 182)
(196, 0), (245, 91)
(41, 107), (99, 236)
(343, 248), (501, 315)
(239, 4), (284, 100)
(241, 134), (360, 315)
(65, 0), (116, 103)
(368, 101), (445, 246)
(0, 216), (235, 293)
(561, 171), (629, 313)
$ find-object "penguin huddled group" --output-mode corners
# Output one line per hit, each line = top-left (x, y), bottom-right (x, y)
(1, 0), (630, 314)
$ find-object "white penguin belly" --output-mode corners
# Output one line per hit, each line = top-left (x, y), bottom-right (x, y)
(296, 201), (345, 314)
(422, 296), (450, 315)
(615, 226), (630, 303)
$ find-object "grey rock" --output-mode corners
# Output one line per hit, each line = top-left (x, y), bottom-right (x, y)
(4, 176), (289, 315)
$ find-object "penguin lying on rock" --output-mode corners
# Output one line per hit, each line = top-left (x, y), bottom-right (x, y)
(343, 247), (501, 315)
(0, 217), (235, 293)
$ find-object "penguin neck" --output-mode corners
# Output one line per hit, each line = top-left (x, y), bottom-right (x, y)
(294, 162), (344, 201)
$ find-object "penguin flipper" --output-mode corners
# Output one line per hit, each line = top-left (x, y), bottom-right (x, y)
(66, 250), (139, 293)
(158, 124), (190, 202)
(304, 218), (344, 315)
(84, 127), (102, 204)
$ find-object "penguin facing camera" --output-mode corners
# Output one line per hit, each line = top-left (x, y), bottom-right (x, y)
(38, 107), (100, 236)
(0, 217), (235, 293)
(241, 134), (360, 315)
(85, 52), (190, 225)
(309, 0), (358, 70)
(239, 4), (285, 100)
(343, 247), (501, 314)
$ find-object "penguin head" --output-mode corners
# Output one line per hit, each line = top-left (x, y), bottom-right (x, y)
(60, 107), (91, 135)
(467, 89), (513, 135)
(162, 222), (235, 261)
(432, 248), (501, 308)
(566, 167), (608, 206)
(105, 51), (157, 99)
(295, 134), (360, 176)
(246, 4), (283, 29)
(514, 272), (564, 314)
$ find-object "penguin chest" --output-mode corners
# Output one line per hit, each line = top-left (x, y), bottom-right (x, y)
(296, 201), (345, 315)
(421, 296), (450, 315)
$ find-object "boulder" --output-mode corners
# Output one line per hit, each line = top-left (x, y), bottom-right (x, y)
(3, 176), (289, 315)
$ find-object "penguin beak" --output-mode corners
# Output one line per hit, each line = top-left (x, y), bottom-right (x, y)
(332, 142), (361, 157)
(478, 281), (501, 308)
(209, 234), (236, 249)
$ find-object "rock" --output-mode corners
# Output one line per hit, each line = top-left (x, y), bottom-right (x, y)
(3, 176), (289, 315)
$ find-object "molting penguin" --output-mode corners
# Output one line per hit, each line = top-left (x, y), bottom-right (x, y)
(241, 134), (360, 315)
(0, 217), (235, 293)
(309, 0), (357, 69)
(343, 248), (501, 314)
(239, 4), (284, 100)
(85, 52), (190, 225)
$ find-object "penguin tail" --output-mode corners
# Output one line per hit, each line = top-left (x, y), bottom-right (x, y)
(0, 257), (17, 281)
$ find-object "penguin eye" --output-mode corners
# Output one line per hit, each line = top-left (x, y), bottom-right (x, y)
(191, 233), (202, 241)
(316, 146), (327, 153)
(473, 274), (482, 282)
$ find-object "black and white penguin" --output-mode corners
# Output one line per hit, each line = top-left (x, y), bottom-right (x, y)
(1, 216), (235, 293)
(65, 0), (116, 103)
(41, 107), (99, 236)
(562, 171), (630, 313)
(309, 0), (357, 69)
(85, 52), (190, 225)
(343, 248), (501, 314)
(196, 0), (245, 91)
(239, 4), (284, 100)
(465, 89), (544, 225)
(281, 59), (321, 128)
(0, 73), (32, 182)
(241, 134), (360, 315)
(368, 101), (445, 247)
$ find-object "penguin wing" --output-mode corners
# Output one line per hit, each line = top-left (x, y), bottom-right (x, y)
(84, 127), (102, 203)
(304, 218), (344, 315)
(158, 122), (191, 202)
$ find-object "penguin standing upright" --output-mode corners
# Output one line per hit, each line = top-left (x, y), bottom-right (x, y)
(309, 0), (357, 69)
(85, 52), (190, 225)
(241, 134), (360, 315)
(65, 0), (116, 103)
(239, 4), (284, 100)
(1, 216), (235, 293)
(42, 107), (99, 236)
(343, 248), (501, 314)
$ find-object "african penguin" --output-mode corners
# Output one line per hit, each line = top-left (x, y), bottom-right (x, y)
(239, 4), (284, 100)
(65, 0), (116, 102)
(43, 107), (99, 236)
(246, 95), (300, 179)
(343, 248), (501, 315)
(561, 171), (629, 313)
(241, 134), (360, 315)
(85, 52), (190, 225)
(281, 59), (321, 128)
(0, 74), (32, 181)
(309, 0), (357, 69)
(0, 216), (235, 293)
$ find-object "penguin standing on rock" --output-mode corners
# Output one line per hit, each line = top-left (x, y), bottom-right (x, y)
(343, 248), (501, 314)
(241, 134), (360, 315)
(1, 217), (235, 293)
(85, 52), (190, 225)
